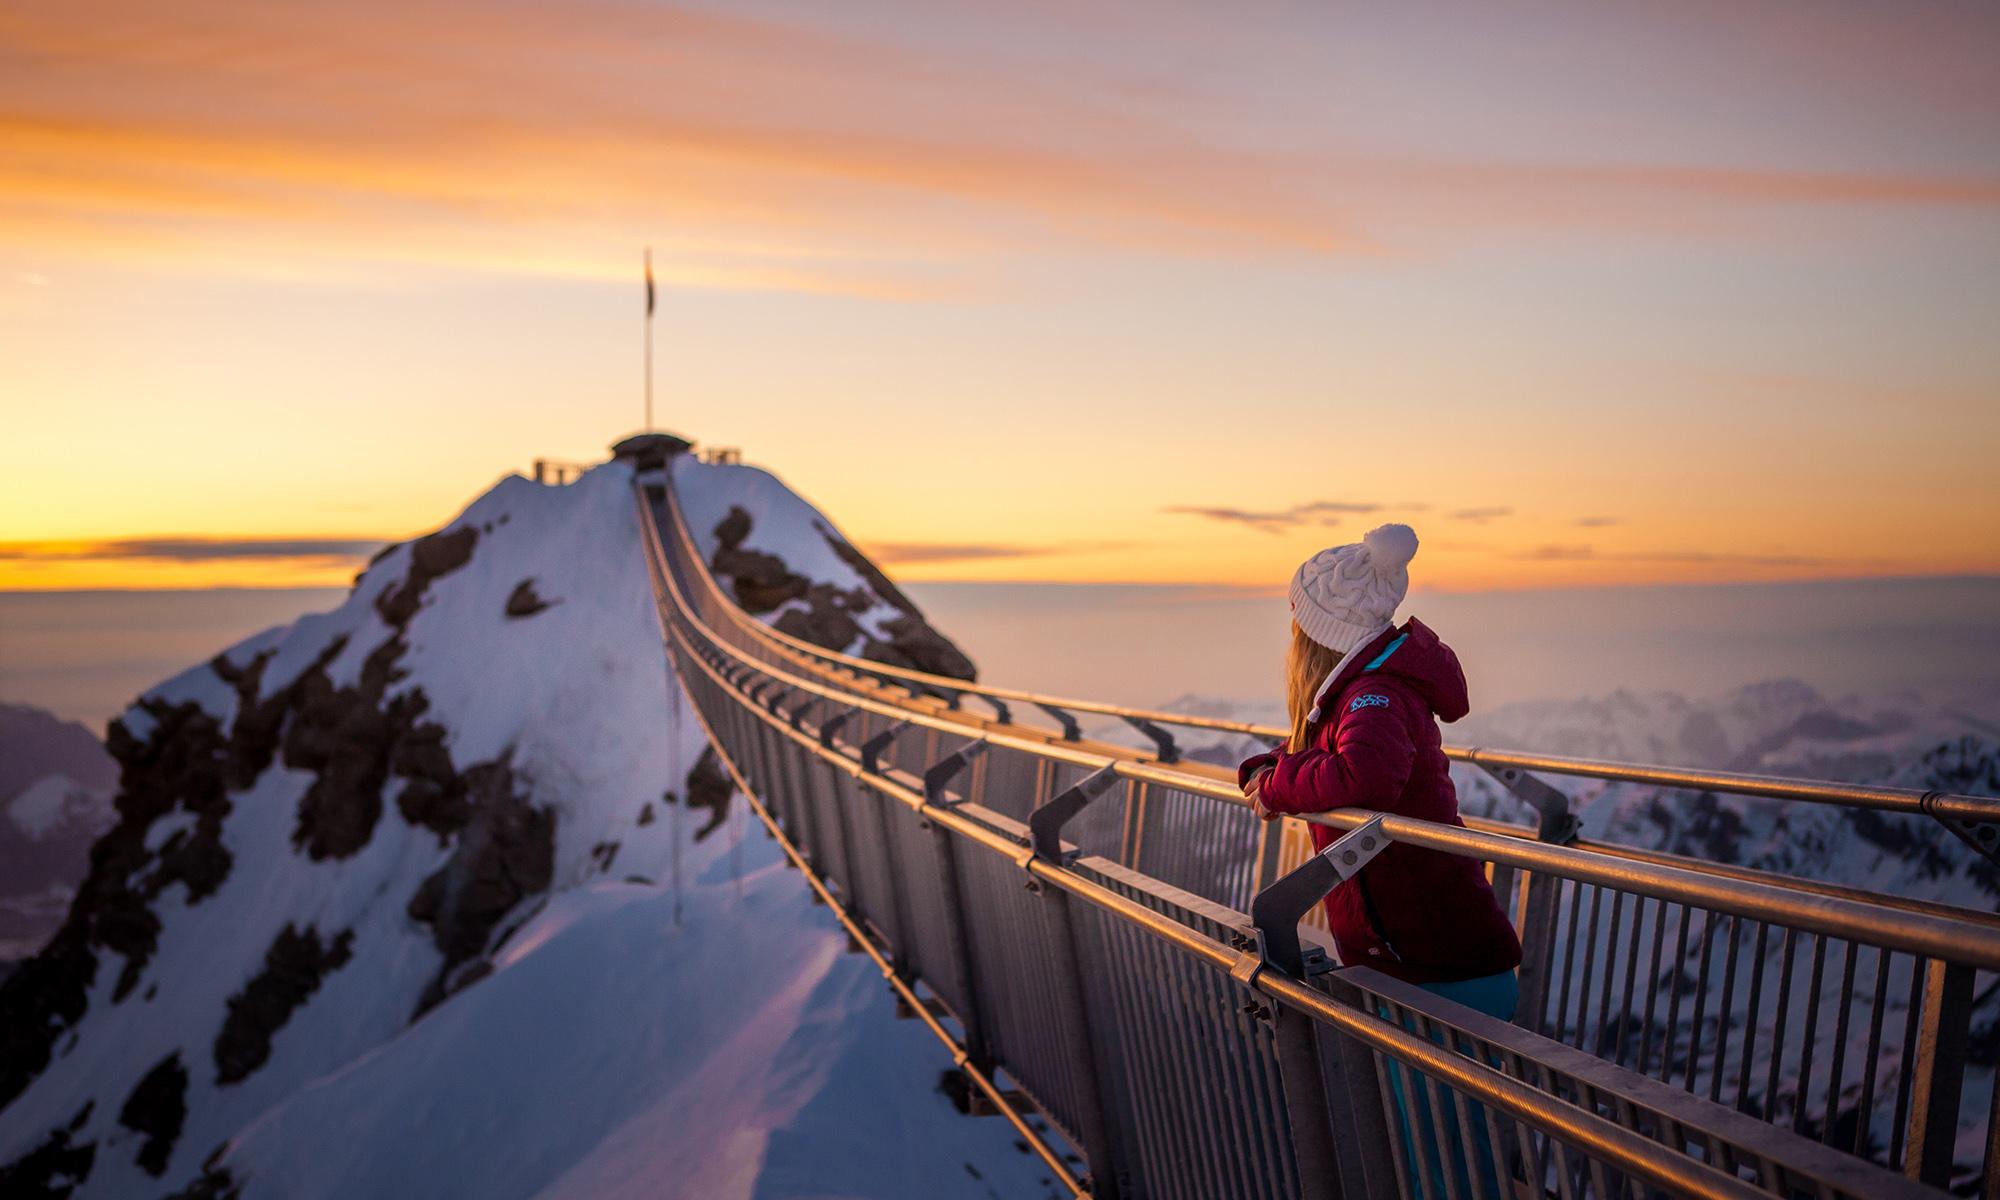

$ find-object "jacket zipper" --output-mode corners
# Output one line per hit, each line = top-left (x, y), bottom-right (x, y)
(1354, 871), (1404, 963)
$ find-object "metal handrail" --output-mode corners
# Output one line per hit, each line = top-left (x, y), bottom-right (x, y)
(639, 480), (2000, 972)
(659, 469), (2000, 829)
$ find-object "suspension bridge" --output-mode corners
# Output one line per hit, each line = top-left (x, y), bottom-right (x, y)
(617, 436), (2000, 1200)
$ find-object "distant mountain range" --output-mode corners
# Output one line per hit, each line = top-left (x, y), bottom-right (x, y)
(0, 705), (117, 963)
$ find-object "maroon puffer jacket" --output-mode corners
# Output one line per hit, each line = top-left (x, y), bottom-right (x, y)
(1238, 618), (1521, 985)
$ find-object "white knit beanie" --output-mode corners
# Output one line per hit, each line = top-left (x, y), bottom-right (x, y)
(1291, 521), (1419, 662)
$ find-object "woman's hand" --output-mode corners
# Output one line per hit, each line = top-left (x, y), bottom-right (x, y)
(1244, 766), (1277, 821)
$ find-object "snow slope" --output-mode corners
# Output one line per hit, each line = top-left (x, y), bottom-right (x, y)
(0, 452), (1046, 1199)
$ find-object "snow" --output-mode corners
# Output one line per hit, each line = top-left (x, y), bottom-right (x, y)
(214, 852), (1057, 1200)
(7, 775), (81, 840)
(0, 454), (1051, 1198)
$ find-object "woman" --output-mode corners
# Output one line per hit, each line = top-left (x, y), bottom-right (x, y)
(1238, 523), (1520, 1197)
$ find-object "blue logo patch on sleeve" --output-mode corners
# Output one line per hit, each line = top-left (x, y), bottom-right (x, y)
(1348, 693), (1391, 712)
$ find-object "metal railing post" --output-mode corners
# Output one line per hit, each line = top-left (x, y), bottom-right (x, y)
(1904, 958), (1975, 1186)
(1316, 974), (1400, 1200)
(1479, 764), (1579, 1035)
(1250, 817), (1392, 1200)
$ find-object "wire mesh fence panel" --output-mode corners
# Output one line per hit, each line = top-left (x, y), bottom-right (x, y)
(1069, 857), (1302, 1200)
(950, 808), (1104, 1150)
(1128, 781), (1265, 911)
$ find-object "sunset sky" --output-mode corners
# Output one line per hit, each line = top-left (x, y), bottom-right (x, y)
(3, 0), (1997, 591)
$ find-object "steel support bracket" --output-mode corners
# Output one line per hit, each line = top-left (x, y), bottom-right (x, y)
(1477, 761), (1580, 846)
(923, 738), (991, 807)
(1034, 702), (1083, 742)
(1121, 715), (1180, 764)
(859, 721), (910, 777)
(1251, 816), (1390, 978)
(1028, 765), (1123, 863)
(977, 693), (1013, 725)
(760, 683), (792, 717)
(1923, 792), (2000, 872)
(786, 695), (817, 732)
(817, 710), (851, 751)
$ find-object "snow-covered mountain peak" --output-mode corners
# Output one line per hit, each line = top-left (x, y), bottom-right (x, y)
(0, 449), (1031, 1200)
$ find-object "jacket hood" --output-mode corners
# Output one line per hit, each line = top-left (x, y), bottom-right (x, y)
(1325, 616), (1469, 723)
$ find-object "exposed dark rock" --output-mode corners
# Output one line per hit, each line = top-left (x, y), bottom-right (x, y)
(864, 614), (977, 681)
(713, 506), (752, 551)
(406, 756), (554, 1018)
(374, 526), (477, 627)
(709, 506), (811, 614)
(772, 582), (867, 652)
(685, 747), (735, 843)
(284, 638), (439, 860)
(709, 507), (977, 680)
(712, 546), (809, 613)
(118, 1052), (188, 1176)
(590, 841), (620, 872)
(504, 578), (555, 618)
(213, 925), (356, 1085)
(1, 513), (491, 1109)
(165, 1163), (242, 1200)
(815, 521), (920, 615)
(0, 1119), (95, 1198)
(812, 522), (976, 680)
(637, 801), (656, 827)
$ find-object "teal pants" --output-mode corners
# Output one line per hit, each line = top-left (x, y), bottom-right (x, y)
(1383, 970), (1517, 1200)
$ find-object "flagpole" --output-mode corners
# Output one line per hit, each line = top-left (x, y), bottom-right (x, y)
(643, 247), (655, 432)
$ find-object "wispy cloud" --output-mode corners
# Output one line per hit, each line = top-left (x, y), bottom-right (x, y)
(1573, 516), (1622, 528)
(864, 539), (1134, 565)
(1514, 544), (1876, 568)
(1164, 500), (1382, 534)
(1449, 506), (1513, 523)
(0, 537), (387, 563)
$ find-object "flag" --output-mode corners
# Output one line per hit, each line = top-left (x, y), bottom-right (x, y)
(644, 247), (655, 318)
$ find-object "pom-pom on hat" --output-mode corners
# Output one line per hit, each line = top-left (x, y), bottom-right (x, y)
(1290, 523), (1419, 662)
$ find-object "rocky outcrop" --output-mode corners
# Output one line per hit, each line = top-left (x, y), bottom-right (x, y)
(0, 1104), (95, 1197)
(706, 506), (976, 681)
(374, 527), (476, 627)
(863, 614), (978, 681)
(405, 757), (554, 1018)
(213, 926), (356, 1085)
(709, 508), (811, 614)
(118, 1052), (188, 1176)
(0, 521), (487, 1113)
(685, 747), (734, 843)
(165, 1164), (241, 1200)
(504, 579), (554, 618)
(771, 582), (870, 652)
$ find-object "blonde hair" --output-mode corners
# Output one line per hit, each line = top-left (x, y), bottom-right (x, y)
(1285, 621), (1346, 752)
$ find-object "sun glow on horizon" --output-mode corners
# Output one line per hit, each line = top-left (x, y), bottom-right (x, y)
(2, 0), (1996, 593)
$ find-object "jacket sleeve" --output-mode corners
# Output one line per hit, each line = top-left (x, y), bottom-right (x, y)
(1237, 750), (1279, 792)
(1255, 691), (1418, 816)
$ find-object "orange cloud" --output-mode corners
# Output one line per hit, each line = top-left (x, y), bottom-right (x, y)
(6, 0), (1995, 295)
